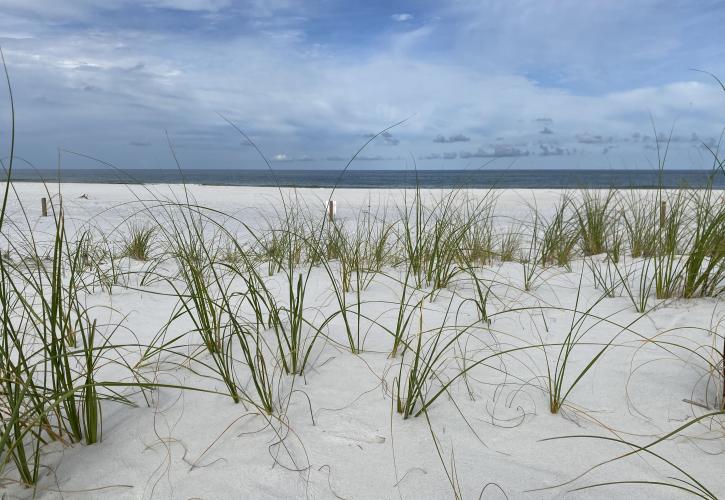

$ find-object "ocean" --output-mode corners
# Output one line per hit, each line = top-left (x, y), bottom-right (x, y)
(5, 168), (724, 189)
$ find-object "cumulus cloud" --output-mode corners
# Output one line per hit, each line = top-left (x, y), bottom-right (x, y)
(539, 126), (554, 135)
(433, 133), (470, 143)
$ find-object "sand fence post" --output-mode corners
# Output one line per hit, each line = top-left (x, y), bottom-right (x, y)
(659, 200), (666, 228)
(41, 197), (48, 217)
(326, 200), (336, 222)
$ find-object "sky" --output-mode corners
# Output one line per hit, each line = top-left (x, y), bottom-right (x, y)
(0, 0), (724, 170)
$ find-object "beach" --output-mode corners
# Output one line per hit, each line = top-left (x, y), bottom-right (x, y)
(1, 182), (723, 499)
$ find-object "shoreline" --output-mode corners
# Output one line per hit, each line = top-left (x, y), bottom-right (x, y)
(4, 168), (723, 190)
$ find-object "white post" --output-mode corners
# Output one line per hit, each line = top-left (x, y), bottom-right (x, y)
(326, 200), (336, 222)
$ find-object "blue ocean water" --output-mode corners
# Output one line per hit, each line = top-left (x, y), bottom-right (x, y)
(6, 169), (724, 189)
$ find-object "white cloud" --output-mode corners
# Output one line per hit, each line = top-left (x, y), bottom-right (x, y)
(391, 13), (412, 22)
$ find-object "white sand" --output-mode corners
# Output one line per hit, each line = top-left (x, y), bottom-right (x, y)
(2, 182), (723, 499)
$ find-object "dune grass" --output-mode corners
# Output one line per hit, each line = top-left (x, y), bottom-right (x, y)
(121, 224), (155, 261)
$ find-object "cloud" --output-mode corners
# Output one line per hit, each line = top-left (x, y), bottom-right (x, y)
(575, 133), (614, 144)
(0, 1), (722, 169)
(433, 133), (470, 143)
(421, 153), (440, 160)
(420, 152), (458, 160)
(365, 131), (399, 146)
(538, 144), (569, 156)
(460, 145), (530, 158)
(391, 13), (412, 22)
(654, 132), (707, 143)
(129, 140), (152, 147)
(630, 132), (646, 142)
(539, 126), (554, 135)
(271, 154), (315, 161)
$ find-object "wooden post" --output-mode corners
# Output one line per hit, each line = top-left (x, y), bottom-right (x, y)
(659, 200), (666, 228)
(41, 197), (48, 217)
(327, 200), (336, 222)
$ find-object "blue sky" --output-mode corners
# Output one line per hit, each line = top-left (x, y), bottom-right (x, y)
(0, 0), (723, 170)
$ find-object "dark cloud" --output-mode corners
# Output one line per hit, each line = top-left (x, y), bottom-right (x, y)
(575, 133), (614, 144)
(699, 137), (718, 149)
(460, 145), (530, 158)
(420, 152), (458, 160)
(539, 126), (554, 135)
(364, 131), (399, 145)
(534, 117), (553, 124)
(538, 144), (569, 156)
(630, 131), (717, 148)
(129, 141), (151, 147)
(656, 132), (703, 143)
(433, 133), (470, 143)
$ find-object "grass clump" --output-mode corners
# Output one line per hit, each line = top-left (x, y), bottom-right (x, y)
(540, 194), (579, 267)
(623, 191), (659, 258)
(576, 190), (616, 256)
(497, 228), (521, 262)
(121, 224), (155, 261)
